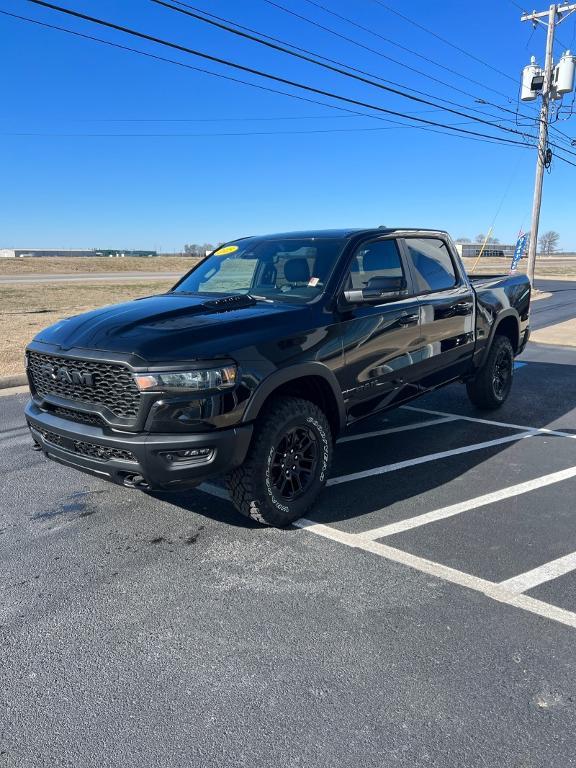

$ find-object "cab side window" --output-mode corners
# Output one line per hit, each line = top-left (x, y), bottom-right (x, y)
(404, 238), (457, 292)
(349, 239), (404, 291)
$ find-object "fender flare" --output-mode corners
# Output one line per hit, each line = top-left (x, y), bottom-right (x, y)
(242, 362), (346, 431)
(478, 308), (521, 367)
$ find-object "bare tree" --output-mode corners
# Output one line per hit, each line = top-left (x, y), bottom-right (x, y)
(184, 242), (216, 257)
(475, 234), (500, 244)
(538, 230), (560, 256)
(455, 237), (471, 243)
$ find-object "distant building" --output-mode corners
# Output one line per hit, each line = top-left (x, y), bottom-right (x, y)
(0, 248), (157, 258)
(455, 243), (516, 259)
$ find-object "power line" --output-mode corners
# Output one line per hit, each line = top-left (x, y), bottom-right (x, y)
(3, 6), (574, 169)
(261, 0), (526, 108)
(371, 0), (520, 84)
(174, 0), (538, 130)
(259, 0), (542, 130)
(19, 0), (536, 148)
(0, 8), (532, 150)
(154, 0), (541, 146)
(0, 123), (525, 139)
(166, 0), (502, 117)
(158, 0), (576, 160)
(300, 0), (519, 101)
(0, 110), (454, 122)
(0, 10), (371, 118)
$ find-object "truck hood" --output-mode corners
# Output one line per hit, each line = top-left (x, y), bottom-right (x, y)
(33, 292), (306, 364)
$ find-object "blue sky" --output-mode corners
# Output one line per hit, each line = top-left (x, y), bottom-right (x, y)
(1, 0), (575, 250)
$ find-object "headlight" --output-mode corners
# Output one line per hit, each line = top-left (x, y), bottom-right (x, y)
(134, 365), (237, 392)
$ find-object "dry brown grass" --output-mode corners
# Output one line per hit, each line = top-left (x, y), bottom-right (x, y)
(2, 255), (574, 277)
(0, 256), (198, 275)
(462, 256), (576, 277)
(0, 279), (174, 378)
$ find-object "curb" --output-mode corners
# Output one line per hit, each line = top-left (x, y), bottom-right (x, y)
(0, 374), (28, 390)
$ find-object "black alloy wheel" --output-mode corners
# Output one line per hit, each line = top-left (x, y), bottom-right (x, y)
(269, 425), (319, 501)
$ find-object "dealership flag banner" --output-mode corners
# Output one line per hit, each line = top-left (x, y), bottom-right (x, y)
(510, 233), (529, 273)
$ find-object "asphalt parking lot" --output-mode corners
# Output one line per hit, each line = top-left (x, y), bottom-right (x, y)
(1, 341), (576, 767)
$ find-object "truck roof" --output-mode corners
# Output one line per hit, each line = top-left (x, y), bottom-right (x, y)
(250, 228), (449, 240)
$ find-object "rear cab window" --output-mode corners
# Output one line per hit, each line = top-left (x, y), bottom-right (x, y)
(403, 238), (458, 293)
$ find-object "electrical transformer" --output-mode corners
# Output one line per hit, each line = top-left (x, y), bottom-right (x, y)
(521, 56), (544, 101)
(554, 50), (576, 95)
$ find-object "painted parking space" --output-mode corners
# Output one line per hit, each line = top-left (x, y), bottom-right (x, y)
(526, 569), (576, 614)
(380, 471), (576, 582)
(310, 436), (576, 534)
(199, 360), (576, 628)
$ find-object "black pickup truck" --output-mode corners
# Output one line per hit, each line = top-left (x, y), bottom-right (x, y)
(25, 228), (530, 526)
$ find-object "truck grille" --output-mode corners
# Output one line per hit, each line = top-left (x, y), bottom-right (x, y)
(27, 352), (141, 419)
(33, 426), (137, 463)
(51, 406), (107, 427)
(73, 440), (137, 463)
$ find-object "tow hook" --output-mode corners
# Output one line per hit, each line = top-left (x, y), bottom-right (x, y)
(123, 473), (150, 490)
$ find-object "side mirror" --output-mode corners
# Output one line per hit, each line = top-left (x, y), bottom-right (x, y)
(343, 276), (407, 305)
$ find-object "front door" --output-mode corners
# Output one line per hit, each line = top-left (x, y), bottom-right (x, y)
(338, 237), (422, 421)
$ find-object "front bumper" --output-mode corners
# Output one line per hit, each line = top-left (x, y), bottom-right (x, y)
(25, 400), (253, 490)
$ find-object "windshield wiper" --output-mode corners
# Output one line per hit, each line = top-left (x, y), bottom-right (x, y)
(248, 294), (275, 303)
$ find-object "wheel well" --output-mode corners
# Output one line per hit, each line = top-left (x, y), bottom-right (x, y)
(258, 375), (341, 438)
(494, 315), (519, 352)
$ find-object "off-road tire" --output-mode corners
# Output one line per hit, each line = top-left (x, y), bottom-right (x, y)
(466, 334), (514, 410)
(226, 396), (333, 527)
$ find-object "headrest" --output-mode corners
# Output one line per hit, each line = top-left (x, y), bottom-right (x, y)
(284, 258), (310, 283)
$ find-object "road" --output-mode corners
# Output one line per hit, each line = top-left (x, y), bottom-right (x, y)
(532, 278), (576, 330)
(1, 341), (576, 767)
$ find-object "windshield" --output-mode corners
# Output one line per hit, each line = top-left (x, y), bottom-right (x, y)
(172, 236), (347, 304)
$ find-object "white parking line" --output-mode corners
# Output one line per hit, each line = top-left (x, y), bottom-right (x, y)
(360, 465), (576, 540)
(295, 519), (576, 629)
(499, 551), (576, 594)
(327, 431), (537, 487)
(403, 405), (576, 441)
(337, 416), (458, 444)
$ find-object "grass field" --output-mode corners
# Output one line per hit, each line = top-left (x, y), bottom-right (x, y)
(1, 255), (575, 277)
(462, 256), (576, 277)
(0, 256), (197, 275)
(0, 279), (174, 378)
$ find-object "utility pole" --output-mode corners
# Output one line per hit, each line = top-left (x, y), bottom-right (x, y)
(520, 3), (576, 284)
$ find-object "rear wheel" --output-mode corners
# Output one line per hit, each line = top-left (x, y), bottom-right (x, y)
(466, 335), (514, 410)
(226, 396), (333, 527)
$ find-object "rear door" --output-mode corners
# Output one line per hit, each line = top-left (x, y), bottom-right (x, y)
(400, 236), (475, 386)
(338, 237), (422, 419)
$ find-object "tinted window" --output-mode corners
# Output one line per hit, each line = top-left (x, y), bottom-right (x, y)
(405, 238), (456, 292)
(173, 237), (346, 303)
(348, 239), (404, 290)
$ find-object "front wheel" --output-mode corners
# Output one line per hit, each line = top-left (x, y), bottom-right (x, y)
(226, 396), (333, 526)
(466, 335), (514, 410)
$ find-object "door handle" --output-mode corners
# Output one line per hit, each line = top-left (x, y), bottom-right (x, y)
(455, 301), (474, 314)
(397, 312), (419, 327)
